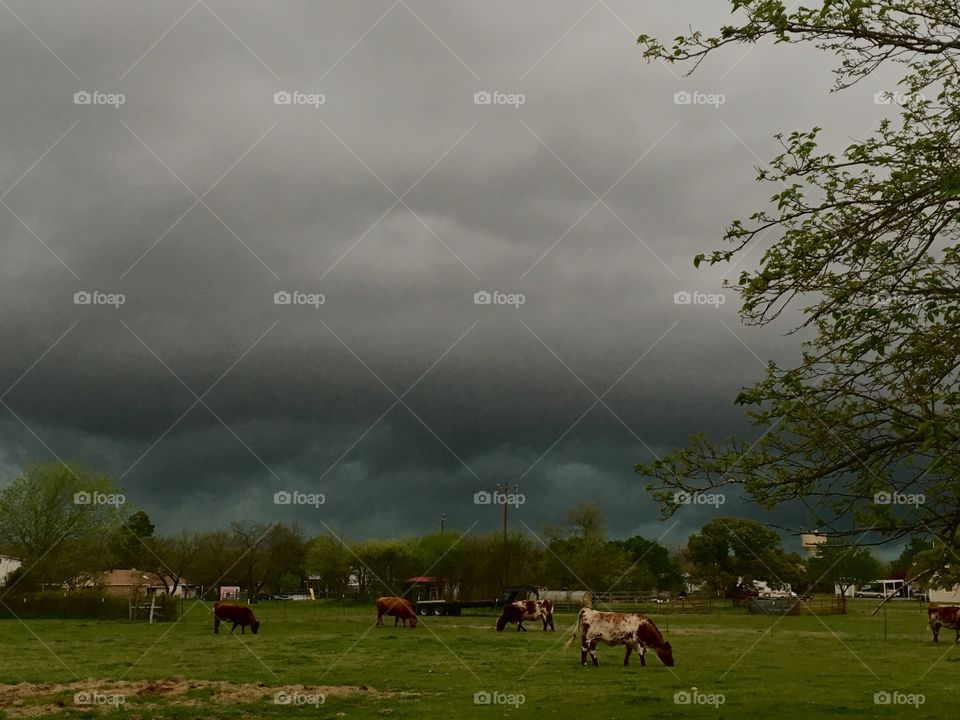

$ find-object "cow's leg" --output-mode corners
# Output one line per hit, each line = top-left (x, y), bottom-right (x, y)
(638, 645), (647, 667)
(580, 634), (589, 666)
(214, 616), (221, 634)
(394, 616), (400, 627)
(588, 640), (599, 666)
(376, 610), (383, 626)
(932, 622), (940, 642)
(955, 627), (959, 644)
(624, 645), (632, 666)
(517, 620), (526, 631)
(230, 622), (238, 634)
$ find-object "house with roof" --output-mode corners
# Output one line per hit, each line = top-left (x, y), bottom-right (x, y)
(72, 569), (197, 598)
(0, 554), (22, 586)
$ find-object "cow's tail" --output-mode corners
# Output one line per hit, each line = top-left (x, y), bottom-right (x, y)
(564, 608), (584, 649)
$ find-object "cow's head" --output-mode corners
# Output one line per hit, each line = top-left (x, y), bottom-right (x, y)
(250, 620), (261, 635)
(496, 616), (509, 632)
(409, 615), (418, 628)
(655, 640), (674, 667)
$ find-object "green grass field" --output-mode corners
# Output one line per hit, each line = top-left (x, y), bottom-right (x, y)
(0, 599), (955, 718)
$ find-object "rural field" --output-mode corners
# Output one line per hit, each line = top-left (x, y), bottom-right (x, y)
(0, 599), (954, 719)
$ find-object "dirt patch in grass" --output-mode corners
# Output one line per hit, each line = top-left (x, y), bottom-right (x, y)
(0, 678), (407, 717)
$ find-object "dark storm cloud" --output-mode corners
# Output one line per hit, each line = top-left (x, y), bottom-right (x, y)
(0, 1), (899, 550)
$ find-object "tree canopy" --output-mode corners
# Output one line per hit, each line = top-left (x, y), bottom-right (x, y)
(635, 1), (960, 581)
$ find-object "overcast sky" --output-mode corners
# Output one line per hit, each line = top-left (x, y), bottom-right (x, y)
(0, 1), (904, 552)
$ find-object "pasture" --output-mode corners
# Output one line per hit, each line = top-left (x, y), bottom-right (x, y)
(0, 599), (955, 718)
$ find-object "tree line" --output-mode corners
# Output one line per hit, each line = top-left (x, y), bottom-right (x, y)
(0, 462), (935, 601)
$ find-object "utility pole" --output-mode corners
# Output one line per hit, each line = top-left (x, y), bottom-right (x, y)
(499, 482), (518, 542)
(501, 482), (509, 542)
(440, 513), (446, 534)
(499, 482), (519, 585)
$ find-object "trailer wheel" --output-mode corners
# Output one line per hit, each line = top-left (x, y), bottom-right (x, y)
(432, 606), (443, 616)
(419, 606), (430, 616)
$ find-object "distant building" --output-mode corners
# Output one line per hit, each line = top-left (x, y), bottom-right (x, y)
(72, 569), (196, 598)
(0, 554), (22, 586)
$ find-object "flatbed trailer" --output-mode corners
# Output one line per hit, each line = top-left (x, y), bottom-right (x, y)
(414, 598), (503, 616)
(410, 584), (540, 616)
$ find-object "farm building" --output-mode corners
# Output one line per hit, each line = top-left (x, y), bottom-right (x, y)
(71, 569), (197, 598)
(0, 554), (22, 586)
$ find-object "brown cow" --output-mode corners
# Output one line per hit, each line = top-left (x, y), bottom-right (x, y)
(376, 596), (418, 628)
(567, 608), (674, 667)
(496, 599), (555, 632)
(928, 605), (960, 643)
(213, 602), (260, 635)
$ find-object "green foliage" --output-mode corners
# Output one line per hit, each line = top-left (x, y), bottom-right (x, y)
(0, 461), (125, 586)
(110, 510), (155, 569)
(607, 535), (683, 590)
(687, 518), (798, 596)
(305, 535), (353, 597)
(635, 1), (960, 566)
(886, 536), (935, 579)
(805, 539), (883, 594)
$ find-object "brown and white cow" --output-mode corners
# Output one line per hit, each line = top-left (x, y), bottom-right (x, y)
(213, 602), (260, 635)
(496, 599), (555, 632)
(928, 605), (960, 643)
(376, 596), (418, 628)
(567, 608), (674, 667)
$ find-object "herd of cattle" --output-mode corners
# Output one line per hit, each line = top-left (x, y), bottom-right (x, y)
(211, 598), (960, 667)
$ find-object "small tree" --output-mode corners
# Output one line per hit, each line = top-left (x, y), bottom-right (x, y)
(687, 518), (795, 600)
(149, 531), (202, 595)
(305, 535), (353, 598)
(806, 539), (883, 596)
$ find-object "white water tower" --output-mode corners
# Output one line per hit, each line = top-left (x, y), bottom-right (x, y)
(801, 530), (828, 556)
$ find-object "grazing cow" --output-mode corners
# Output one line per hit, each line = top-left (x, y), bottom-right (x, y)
(213, 602), (260, 635)
(496, 599), (555, 632)
(567, 608), (674, 667)
(928, 605), (960, 643)
(376, 596), (418, 628)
